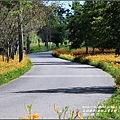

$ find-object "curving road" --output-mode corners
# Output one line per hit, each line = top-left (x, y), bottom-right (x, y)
(0, 51), (115, 119)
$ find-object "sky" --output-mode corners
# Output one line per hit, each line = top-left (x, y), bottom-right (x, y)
(43, 1), (85, 17)
(59, 1), (85, 9)
(44, 1), (85, 10)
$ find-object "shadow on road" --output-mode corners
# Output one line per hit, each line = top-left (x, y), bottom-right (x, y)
(13, 86), (114, 94)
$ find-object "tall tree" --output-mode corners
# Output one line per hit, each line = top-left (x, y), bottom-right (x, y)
(67, 2), (84, 49)
(67, 1), (120, 54)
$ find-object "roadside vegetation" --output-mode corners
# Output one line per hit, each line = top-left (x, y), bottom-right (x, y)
(0, 54), (32, 85)
(30, 42), (58, 53)
(52, 47), (120, 119)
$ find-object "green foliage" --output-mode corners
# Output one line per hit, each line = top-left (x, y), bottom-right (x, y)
(59, 54), (74, 62)
(89, 60), (99, 67)
(1, 0), (16, 9)
(48, 6), (69, 47)
(67, 1), (120, 51)
(30, 43), (57, 53)
(29, 31), (38, 43)
(24, 104), (32, 115)
(116, 74), (120, 85)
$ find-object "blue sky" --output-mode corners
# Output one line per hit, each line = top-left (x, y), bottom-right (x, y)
(59, 1), (85, 9)
(44, 1), (85, 10)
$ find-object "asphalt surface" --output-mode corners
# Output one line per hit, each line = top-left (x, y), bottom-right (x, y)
(0, 51), (115, 119)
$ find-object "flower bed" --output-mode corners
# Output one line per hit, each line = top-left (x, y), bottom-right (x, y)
(0, 54), (32, 85)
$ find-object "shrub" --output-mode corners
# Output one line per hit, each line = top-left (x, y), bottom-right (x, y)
(52, 48), (69, 57)
(59, 54), (75, 61)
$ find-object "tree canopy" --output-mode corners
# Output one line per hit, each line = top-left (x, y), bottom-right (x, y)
(67, 1), (120, 54)
(0, 0), (58, 62)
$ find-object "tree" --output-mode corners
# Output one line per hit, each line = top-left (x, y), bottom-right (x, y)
(0, 1), (19, 62)
(67, 1), (120, 54)
(0, 0), (53, 61)
(67, 2), (84, 49)
(37, 5), (68, 48)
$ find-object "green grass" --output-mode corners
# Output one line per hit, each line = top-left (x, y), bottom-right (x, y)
(30, 42), (58, 53)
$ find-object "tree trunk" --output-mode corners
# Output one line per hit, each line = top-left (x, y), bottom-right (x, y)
(55, 43), (59, 47)
(11, 46), (15, 60)
(27, 34), (30, 54)
(85, 45), (88, 55)
(38, 38), (40, 48)
(14, 41), (18, 55)
(9, 45), (11, 60)
(45, 34), (49, 50)
(2, 55), (5, 62)
(18, 2), (23, 62)
(92, 47), (95, 55)
(101, 48), (104, 53)
(6, 46), (9, 63)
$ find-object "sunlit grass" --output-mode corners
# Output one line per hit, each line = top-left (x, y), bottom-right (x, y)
(30, 42), (58, 53)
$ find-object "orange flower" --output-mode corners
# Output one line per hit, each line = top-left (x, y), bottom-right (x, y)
(21, 117), (28, 120)
(28, 113), (39, 119)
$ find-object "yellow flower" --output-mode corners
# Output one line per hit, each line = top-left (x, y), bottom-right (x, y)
(110, 106), (115, 111)
(114, 84), (119, 89)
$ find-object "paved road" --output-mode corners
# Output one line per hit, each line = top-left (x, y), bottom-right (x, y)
(0, 51), (115, 119)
